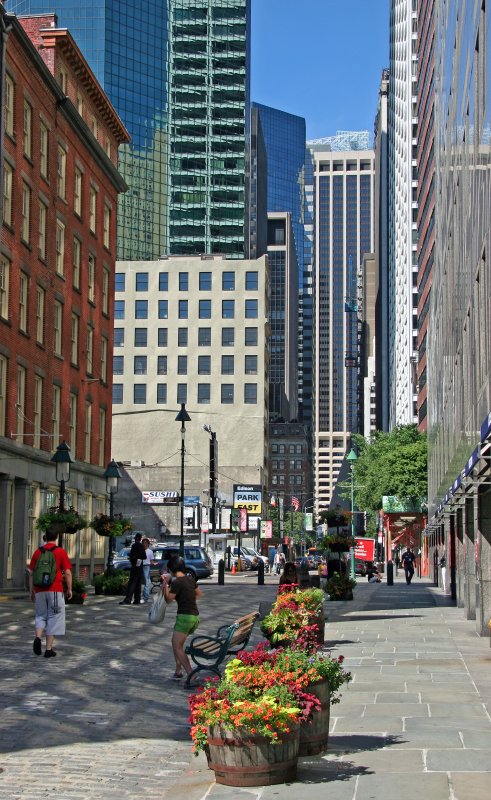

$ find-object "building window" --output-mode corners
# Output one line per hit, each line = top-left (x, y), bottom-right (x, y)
(135, 300), (147, 319)
(134, 384), (146, 404)
(113, 355), (124, 375)
(2, 162), (13, 226)
(16, 365), (26, 442)
(198, 327), (211, 346)
(245, 327), (258, 346)
(179, 299), (188, 319)
(98, 408), (106, 467)
(245, 271), (258, 290)
(178, 355), (187, 375)
(4, 74), (14, 138)
(221, 355), (234, 375)
(177, 384), (187, 404)
(222, 299), (235, 318)
(33, 375), (43, 449)
(102, 267), (109, 314)
(88, 254), (95, 302)
(84, 401), (92, 462)
(0, 355), (6, 436)
(115, 273), (125, 292)
(21, 183), (31, 243)
(114, 300), (125, 320)
(68, 393), (77, 453)
(134, 355), (147, 375)
(199, 272), (212, 290)
(0, 256), (10, 320)
(114, 328), (124, 347)
(222, 271), (235, 291)
(73, 237), (81, 289)
(90, 114), (98, 138)
(221, 384), (234, 404)
(157, 355), (167, 375)
(86, 326), (94, 375)
(35, 286), (45, 345)
(244, 384), (257, 404)
(52, 384), (61, 446)
(198, 384), (210, 404)
(38, 201), (47, 260)
(245, 299), (258, 318)
(23, 100), (32, 159)
(57, 146), (66, 198)
(198, 355), (211, 374)
(40, 123), (48, 178)
(179, 272), (189, 291)
(89, 186), (97, 233)
(178, 328), (188, 346)
(199, 299), (211, 318)
(100, 336), (108, 383)
(158, 300), (168, 319)
(222, 327), (235, 346)
(135, 328), (147, 347)
(113, 384), (123, 404)
(55, 220), (65, 275)
(157, 384), (167, 404)
(159, 272), (168, 291)
(158, 328), (168, 347)
(70, 313), (78, 364)
(103, 205), (111, 249)
(59, 68), (68, 93)
(74, 168), (83, 216)
(19, 272), (28, 333)
(245, 355), (257, 374)
(76, 92), (84, 115)
(136, 272), (148, 291)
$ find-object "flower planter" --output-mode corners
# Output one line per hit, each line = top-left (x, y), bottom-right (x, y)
(314, 607), (325, 645)
(48, 521), (67, 534)
(206, 725), (299, 786)
(299, 679), (330, 756)
(329, 591), (353, 601)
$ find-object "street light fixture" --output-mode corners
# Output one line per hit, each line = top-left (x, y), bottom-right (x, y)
(50, 441), (73, 512)
(203, 424), (218, 545)
(346, 448), (358, 580)
(104, 459), (122, 574)
(176, 403), (191, 557)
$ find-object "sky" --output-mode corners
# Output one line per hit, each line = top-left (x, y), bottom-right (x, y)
(251, 0), (390, 141)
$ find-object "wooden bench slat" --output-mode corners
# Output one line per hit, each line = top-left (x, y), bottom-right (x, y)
(185, 611), (259, 686)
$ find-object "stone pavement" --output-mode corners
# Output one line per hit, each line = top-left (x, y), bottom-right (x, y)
(1, 573), (490, 800)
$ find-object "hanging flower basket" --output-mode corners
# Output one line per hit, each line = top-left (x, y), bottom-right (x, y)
(35, 507), (88, 534)
(90, 513), (133, 538)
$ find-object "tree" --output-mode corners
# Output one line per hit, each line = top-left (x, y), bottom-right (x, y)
(344, 425), (427, 513)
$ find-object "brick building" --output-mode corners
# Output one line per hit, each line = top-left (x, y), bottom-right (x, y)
(0, 7), (128, 588)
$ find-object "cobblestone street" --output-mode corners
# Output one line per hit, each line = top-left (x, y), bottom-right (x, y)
(1, 574), (490, 799)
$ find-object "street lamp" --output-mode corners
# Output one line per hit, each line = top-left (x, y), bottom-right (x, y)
(176, 403), (191, 557)
(104, 459), (122, 574)
(346, 448), (358, 580)
(203, 424), (218, 543)
(51, 441), (73, 512)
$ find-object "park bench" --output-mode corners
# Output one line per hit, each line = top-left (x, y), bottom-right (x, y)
(184, 611), (259, 687)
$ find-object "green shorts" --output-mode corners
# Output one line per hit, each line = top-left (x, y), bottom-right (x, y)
(174, 614), (200, 635)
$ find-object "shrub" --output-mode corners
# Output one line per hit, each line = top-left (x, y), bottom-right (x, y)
(92, 572), (129, 596)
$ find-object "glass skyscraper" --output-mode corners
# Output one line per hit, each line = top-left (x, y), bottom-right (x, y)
(7, 0), (170, 261)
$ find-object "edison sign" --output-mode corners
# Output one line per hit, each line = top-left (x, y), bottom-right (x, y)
(233, 484), (262, 514)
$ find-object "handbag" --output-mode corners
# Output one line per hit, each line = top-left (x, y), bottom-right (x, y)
(148, 590), (167, 625)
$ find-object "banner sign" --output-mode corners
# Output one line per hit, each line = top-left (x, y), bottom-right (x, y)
(142, 491), (178, 505)
(233, 484), (262, 514)
(260, 520), (273, 539)
(305, 513), (313, 531)
(354, 537), (375, 561)
(239, 508), (248, 532)
(231, 508), (240, 533)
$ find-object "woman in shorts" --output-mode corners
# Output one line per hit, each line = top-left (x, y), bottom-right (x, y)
(162, 554), (202, 682)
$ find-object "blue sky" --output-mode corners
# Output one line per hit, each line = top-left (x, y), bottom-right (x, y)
(251, 0), (390, 140)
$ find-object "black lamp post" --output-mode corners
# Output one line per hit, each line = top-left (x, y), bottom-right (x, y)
(104, 459), (122, 574)
(175, 403), (191, 557)
(51, 441), (73, 513)
(203, 424), (218, 544)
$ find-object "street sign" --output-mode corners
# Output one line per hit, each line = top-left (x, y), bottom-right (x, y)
(233, 484), (262, 514)
(260, 520), (273, 539)
(355, 538), (375, 561)
(305, 513), (313, 531)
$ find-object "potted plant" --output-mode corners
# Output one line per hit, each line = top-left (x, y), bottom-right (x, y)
(325, 572), (357, 601)
(260, 587), (325, 647)
(36, 507), (88, 535)
(64, 576), (87, 604)
(322, 529), (357, 552)
(189, 671), (302, 786)
(90, 512), (133, 538)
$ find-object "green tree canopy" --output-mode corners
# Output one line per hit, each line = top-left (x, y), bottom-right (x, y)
(348, 425), (427, 513)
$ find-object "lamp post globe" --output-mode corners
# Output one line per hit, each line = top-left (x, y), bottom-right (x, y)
(175, 403), (191, 557)
(103, 459), (122, 574)
(51, 440), (73, 513)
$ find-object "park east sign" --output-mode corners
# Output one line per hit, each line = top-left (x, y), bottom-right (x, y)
(233, 484), (262, 514)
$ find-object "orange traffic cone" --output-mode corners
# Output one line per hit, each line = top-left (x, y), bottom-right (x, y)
(231, 564), (236, 575)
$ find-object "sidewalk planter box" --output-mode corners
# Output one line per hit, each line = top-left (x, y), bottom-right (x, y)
(206, 724), (299, 786)
(329, 591), (353, 601)
(299, 679), (330, 756)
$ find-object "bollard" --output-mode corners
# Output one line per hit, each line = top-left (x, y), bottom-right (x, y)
(387, 560), (394, 586)
(257, 559), (265, 585)
(218, 558), (225, 585)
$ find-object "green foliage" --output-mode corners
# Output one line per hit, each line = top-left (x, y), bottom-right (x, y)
(90, 513), (133, 538)
(35, 507), (88, 533)
(325, 573), (356, 599)
(341, 425), (427, 512)
(92, 572), (129, 595)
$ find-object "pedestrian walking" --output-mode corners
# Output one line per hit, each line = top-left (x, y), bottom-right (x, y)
(439, 554), (447, 592)
(401, 547), (416, 584)
(28, 530), (72, 658)
(120, 533), (146, 605)
(162, 554), (203, 683)
(142, 537), (154, 602)
(273, 546), (282, 575)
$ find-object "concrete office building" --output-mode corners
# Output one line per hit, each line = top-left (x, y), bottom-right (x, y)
(374, 68), (390, 432)
(110, 255), (268, 537)
(427, 0), (491, 636)
(310, 146), (374, 509)
(388, 0), (419, 427)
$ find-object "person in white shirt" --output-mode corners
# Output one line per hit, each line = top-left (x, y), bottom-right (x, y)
(142, 538), (154, 602)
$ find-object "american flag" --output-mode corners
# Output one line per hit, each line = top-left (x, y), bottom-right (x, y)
(291, 496), (300, 511)
(270, 494), (277, 508)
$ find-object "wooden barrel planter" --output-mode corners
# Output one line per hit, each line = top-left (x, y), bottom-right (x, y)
(299, 679), (330, 756)
(206, 725), (299, 786)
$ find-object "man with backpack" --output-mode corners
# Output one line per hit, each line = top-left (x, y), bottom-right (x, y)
(28, 530), (72, 658)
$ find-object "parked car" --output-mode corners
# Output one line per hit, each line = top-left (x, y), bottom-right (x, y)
(151, 544), (214, 580)
(232, 546), (269, 572)
(113, 547), (132, 571)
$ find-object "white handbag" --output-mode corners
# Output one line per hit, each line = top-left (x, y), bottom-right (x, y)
(148, 590), (167, 625)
